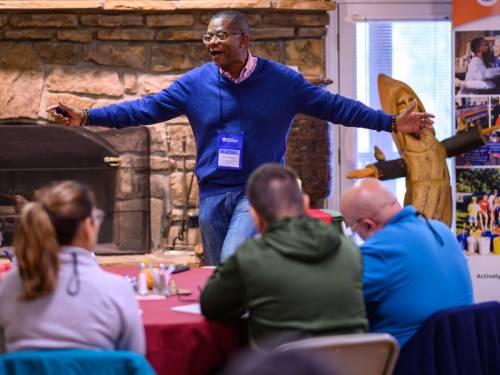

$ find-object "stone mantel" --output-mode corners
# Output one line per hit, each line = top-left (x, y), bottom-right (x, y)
(0, 0), (336, 11)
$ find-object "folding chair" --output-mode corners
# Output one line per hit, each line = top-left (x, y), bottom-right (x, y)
(0, 349), (156, 375)
(277, 333), (399, 375)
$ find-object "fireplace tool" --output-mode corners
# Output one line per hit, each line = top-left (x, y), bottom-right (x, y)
(0, 192), (27, 248)
(171, 134), (198, 250)
(160, 132), (174, 250)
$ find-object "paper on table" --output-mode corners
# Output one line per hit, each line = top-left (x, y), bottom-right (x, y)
(136, 294), (166, 301)
(171, 303), (201, 315)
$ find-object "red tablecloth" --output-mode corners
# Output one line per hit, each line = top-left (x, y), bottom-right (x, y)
(307, 209), (333, 224)
(106, 267), (247, 375)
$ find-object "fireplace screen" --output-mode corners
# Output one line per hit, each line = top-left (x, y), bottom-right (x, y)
(0, 125), (150, 253)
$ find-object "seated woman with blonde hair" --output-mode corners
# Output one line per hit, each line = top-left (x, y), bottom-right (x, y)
(0, 181), (145, 354)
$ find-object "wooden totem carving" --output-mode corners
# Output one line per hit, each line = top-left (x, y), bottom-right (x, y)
(348, 74), (500, 227)
(386, 74), (452, 225)
(348, 74), (453, 226)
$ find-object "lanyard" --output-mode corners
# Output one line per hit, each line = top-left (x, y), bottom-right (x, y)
(218, 72), (244, 132)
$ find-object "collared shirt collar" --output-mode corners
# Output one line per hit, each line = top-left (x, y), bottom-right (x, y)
(219, 50), (257, 84)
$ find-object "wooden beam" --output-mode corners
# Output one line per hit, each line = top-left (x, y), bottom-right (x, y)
(103, 0), (176, 11)
(0, 0), (335, 11)
(0, 1), (102, 9)
(173, 0), (272, 10)
(272, 1), (336, 10)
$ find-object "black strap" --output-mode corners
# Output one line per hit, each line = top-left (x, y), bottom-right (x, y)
(66, 253), (81, 296)
(416, 211), (444, 246)
(218, 68), (244, 132)
(218, 72), (224, 127)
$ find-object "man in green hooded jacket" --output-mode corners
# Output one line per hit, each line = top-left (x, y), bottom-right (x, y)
(200, 163), (367, 349)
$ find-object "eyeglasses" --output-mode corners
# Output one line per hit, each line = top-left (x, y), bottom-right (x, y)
(202, 31), (244, 44)
(92, 208), (105, 227)
(349, 217), (365, 235)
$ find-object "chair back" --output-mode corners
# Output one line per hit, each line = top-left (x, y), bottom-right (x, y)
(277, 333), (399, 375)
(0, 349), (156, 375)
(394, 301), (500, 375)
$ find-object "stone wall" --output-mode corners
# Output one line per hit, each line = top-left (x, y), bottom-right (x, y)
(0, 8), (331, 251)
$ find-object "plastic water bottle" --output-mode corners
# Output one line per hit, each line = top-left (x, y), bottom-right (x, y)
(137, 262), (148, 296)
(158, 263), (166, 295)
(163, 264), (175, 296)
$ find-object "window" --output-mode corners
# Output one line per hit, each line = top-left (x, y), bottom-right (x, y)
(353, 21), (453, 203)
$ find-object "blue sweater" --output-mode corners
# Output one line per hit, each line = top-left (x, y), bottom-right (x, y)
(361, 206), (473, 347)
(90, 58), (392, 198)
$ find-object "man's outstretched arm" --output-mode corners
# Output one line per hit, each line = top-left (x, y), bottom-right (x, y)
(292, 73), (434, 133)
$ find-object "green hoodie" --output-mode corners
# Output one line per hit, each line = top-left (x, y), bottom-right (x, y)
(200, 216), (368, 349)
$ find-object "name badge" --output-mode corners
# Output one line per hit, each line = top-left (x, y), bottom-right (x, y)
(217, 131), (243, 170)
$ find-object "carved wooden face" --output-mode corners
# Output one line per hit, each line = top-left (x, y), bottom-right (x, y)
(394, 88), (422, 115)
(377, 73), (426, 115)
(377, 73), (436, 155)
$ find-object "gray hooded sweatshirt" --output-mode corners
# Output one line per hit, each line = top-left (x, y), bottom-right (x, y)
(0, 246), (145, 354)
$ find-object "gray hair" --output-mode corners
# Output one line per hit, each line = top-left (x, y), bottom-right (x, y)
(211, 10), (250, 34)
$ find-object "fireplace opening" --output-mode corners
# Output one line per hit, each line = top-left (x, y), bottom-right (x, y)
(0, 124), (150, 253)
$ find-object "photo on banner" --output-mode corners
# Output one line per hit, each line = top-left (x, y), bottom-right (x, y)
(453, 28), (500, 255)
(455, 31), (500, 95)
(455, 168), (500, 254)
(455, 96), (500, 166)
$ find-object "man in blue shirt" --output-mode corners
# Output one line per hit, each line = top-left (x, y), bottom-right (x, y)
(49, 11), (434, 265)
(341, 178), (473, 347)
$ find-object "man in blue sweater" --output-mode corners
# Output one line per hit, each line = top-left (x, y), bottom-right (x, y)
(49, 10), (434, 265)
(340, 178), (473, 348)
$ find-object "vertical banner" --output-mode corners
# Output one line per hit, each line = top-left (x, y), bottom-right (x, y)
(453, 0), (500, 29)
(453, 0), (500, 301)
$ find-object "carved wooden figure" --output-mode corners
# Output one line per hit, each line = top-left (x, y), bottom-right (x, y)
(347, 74), (499, 226)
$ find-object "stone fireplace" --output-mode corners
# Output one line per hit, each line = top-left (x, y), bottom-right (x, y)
(0, 124), (151, 252)
(0, 0), (335, 253)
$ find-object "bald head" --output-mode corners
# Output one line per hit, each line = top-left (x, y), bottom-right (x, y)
(341, 178), (402, 239)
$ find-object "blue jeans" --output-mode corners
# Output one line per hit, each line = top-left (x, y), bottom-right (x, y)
(199, 190), (258, 265)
